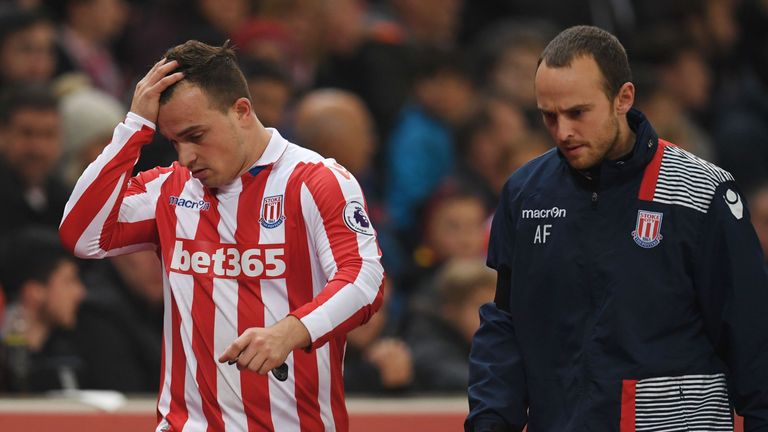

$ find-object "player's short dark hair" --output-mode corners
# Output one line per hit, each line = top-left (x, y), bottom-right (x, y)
(0, 226), (73, 302)
(159, 40), (251, 112)
(538, 25), (632, 98)
(0, 84), (58, 125)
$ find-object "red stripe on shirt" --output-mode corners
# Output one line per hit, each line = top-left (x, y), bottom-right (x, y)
(620, 379), (637, 432)
(638, 140), (669, 201)
(284, 163), (324, 431)
(329, 337), (348, 432)
(167, 292), (189, 430)
(159, 170), (188, 430)
(235, 170), (276, 431)
(191, 187), (225, 432)
(157, 305), (167, 425)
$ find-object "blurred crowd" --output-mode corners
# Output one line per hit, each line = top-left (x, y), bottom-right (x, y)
(0, 0), (766, 397)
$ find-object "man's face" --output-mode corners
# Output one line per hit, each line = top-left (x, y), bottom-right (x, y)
(428, 197), (487, 260)
(248, 78), (290, 128)
(535, 55), (622, 170)
(158, 83), (252, 188)
(1, 108), (62, 186)
(42, 260), (85, 329)
(0, 21), (55, 84)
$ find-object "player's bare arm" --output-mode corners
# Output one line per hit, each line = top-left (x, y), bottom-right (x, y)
(218, 316), (311, 375)
(129, 58), (184, 122)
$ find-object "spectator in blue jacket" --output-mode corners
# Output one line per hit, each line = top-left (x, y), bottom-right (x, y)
(466, 25), (768, 432)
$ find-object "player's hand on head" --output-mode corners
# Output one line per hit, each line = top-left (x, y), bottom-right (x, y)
(129, 58), (184, 123)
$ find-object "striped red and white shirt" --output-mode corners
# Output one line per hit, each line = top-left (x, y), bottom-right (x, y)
(60, 113), (385, 432)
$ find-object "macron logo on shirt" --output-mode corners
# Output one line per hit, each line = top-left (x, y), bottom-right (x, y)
(169, 195), (211, 211)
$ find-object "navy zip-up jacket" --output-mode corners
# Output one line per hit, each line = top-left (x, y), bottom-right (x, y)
(466, 109), (768, 432)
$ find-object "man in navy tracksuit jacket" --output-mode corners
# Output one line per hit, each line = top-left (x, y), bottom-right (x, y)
(466, 26), (768, 431)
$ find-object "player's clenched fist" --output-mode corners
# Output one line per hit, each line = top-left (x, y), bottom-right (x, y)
(129, 58), (184, 123)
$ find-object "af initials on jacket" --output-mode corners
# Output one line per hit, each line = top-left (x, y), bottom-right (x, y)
(60, 113), (385, 432)
(467, 109), (768, 432)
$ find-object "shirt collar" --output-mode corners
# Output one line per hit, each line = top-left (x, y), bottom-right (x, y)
(250, 128), (288, 170)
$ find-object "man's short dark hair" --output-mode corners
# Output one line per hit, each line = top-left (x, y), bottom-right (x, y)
(0, 5), (52, 46)
(159, 40), (251, 112)
(538, 25), (632, 98)
(0, 84), (58, 125)
(0, 226), (73, 302)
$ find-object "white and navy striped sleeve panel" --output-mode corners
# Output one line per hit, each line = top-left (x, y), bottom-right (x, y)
(649, 143), (734, 214)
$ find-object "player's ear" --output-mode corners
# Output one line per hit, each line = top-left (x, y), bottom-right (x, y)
(232, 97), (252, 121)
(615, 82), (634, 115)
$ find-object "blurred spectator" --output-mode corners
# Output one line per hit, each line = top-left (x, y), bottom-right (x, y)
(47, 0), (131, 99)
(632, 28), (715, 160)
(459, 0), (634, 43)
(748, 181), (768, 266)
(0, 84), (70, 236)
(470, 19), (556, 128)
(231, 18), (300, 85)
(405, 181), (489, 297)
(385, 47), (476, 239)
(294, 89), (376, 181)
(0, 227), (86, 392)
(0, 5), (56, 87)
(124, 0), (253, 78)
(402, 258), (495, 393)
(313, 0), (415, 144)
(240, 58), (292, 129)
(254, 0), (324, 89)
(389, 0), (463, 48)
(455, 95), (544, 210)
(56, 74), (126, 185)
(344, 283), (414, 394)
(70, 251), (163, 392)
(710, 0), (768, 192)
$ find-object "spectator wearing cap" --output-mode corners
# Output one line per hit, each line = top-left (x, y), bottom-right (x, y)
(57, 79), (125, 186)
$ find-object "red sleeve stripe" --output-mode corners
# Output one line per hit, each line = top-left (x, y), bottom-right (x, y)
(638, 140), (669, 201)
(60, 124), (155, 255)
(291, 163), (384, 348)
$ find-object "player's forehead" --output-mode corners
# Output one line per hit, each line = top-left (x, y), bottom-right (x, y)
(535, 57), (607, 111)
(157, 83), (218, 137)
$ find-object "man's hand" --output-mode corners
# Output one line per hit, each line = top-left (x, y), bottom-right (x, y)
(218, 315), (311, 374)
(129, 58), (184, 123)
(366, 338), (413, 388)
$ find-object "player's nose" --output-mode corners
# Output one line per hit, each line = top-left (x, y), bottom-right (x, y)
(176, 142), (197, 167)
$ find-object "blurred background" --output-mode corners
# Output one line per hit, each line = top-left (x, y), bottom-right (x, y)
(0, 0), (765, 428)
